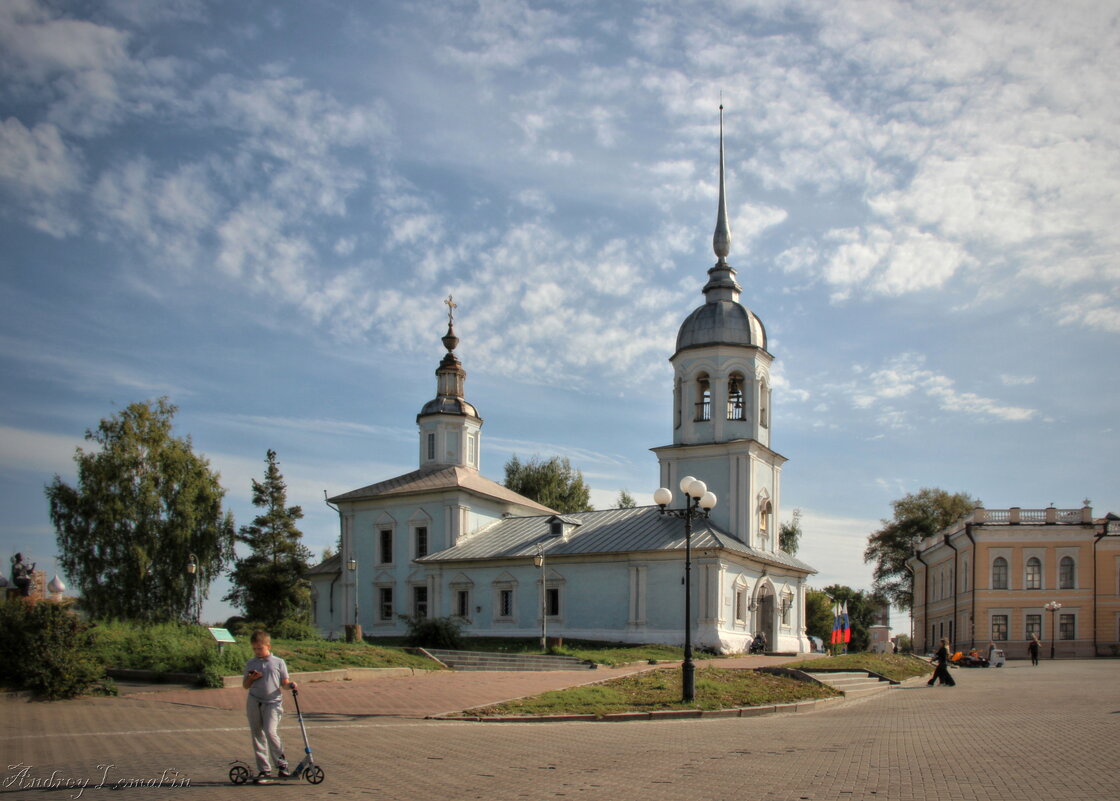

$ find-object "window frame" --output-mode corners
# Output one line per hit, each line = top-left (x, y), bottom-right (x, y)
(1059, 613), (1075, 641)
(378, 528), (394, 565)
(377, 586), (394, 622)
(1025, 557), (1042, 590)
(1059, 556), (1075, 589)
(991, 614), (1008, 641)
(992, 557), (1008, 590)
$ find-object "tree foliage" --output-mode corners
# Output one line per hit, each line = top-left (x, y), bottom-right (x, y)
(46, 399), (235, 623)
(779, 508), (803, 555)
(863, 488), (975, 611)
(615, 490), (636, 509)
(225, 450), (313, 628)
(503, 455), (594, 514)
(821, 585), (887, 652)
(804, 588), (834, 644)
(0, 600), (107, 699)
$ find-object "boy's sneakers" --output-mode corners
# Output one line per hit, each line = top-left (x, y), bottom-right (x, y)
(277, 768), (292, 778)
(253, 773), (274, 785)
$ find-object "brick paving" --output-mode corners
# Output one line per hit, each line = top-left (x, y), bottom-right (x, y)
(2, 659), (1118, 800)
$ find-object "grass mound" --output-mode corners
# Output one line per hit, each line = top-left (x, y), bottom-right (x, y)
(782, 652), (931, 682)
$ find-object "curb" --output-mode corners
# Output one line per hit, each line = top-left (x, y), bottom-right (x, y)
(219, 666), (416, 688)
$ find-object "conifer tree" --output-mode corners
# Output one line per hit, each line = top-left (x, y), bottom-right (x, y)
(226, 450), (312, 628)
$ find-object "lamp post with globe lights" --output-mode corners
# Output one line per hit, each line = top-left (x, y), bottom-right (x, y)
(654, 476), (717, 703)
(1044, 600), (1062, 659)
(186, 554), (201, 624)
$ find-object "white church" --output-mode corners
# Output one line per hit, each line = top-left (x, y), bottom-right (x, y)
(307, 113), (816, 654)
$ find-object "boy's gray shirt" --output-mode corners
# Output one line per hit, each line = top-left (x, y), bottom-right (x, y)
(244, 654), (289, 704)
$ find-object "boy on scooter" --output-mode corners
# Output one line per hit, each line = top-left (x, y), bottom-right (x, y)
(242, 630), (298, 784)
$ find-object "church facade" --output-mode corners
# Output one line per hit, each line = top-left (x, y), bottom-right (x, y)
(308, 113), (816, 653)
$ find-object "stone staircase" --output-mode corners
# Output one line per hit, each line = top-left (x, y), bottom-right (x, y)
(802, 670), (893, 699)
(422, 648), (596, 672)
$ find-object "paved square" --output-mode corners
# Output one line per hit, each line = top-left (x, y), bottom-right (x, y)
(2, 660), (1117, 800)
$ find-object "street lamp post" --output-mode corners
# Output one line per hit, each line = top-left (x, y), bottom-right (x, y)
(1044, 600), (1062, 659)
(346, 557), (360, 642)
(533, 546), (547, 653)
(186, 553), (201, 625)
(655, 476), (718, 703)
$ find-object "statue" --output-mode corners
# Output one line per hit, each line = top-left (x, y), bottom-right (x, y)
(11, 553), (36, 598)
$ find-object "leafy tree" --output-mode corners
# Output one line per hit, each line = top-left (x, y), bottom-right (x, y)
(821, 585), (885, 652)
(779, 508), (803, 554)
(46, 399), (235, 623)
(804, 588), (834, 644)
(225, 450), (313, 628)
(503, 455), (594, 514)
(615, 490), (636, 509)
(863, 488), (975, 610)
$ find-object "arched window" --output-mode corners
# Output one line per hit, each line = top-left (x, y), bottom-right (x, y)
(674, 377), (682, 429)
(759, 380), (770, 429)
(758, 498), (773, 543)
(1059, 556), (1075, 589)
(695, 374), (711, 421)
(992, 557), (1008, 589)
(727, 373), (745, 421)
(1025, 557), (1042, 590)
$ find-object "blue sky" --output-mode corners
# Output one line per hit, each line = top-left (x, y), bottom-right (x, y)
(2, 0), (1117, 627)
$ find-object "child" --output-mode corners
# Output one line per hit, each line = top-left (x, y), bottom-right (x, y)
(243, 630), (298, 784)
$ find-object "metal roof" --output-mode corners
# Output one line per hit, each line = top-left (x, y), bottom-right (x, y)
(417, 505), (816, 573)
(327, 464), (553, 513)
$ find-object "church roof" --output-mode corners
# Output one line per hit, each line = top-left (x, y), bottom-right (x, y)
(327, 464), (554, 513)
(675, 299), (767, 353)
(418, 505), (816, 573)
(305, 551), (341, 577)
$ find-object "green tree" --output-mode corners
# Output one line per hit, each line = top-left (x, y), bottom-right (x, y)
(46, 398), (235, 623)
(779, 508), (803, 555)
(615, 490), (636, 509)
(503, 455), (594, 514)
(863, 488), (975, 610)
(225, 450), (313, 628)
(804, 588), (834, 644)
(821, 585), (885, 652)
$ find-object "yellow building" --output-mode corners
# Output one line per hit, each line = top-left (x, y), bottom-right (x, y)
(909, 505), (1120, 658)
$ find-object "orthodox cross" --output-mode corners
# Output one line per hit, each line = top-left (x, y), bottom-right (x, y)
(445, 294), (457, 325)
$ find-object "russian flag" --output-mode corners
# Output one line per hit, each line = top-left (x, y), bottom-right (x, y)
(830, 603), (841, 645)
(842, 601), (852, 644)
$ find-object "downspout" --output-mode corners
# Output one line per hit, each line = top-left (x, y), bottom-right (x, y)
(964, 523), (977, 652)
(914, 548), (928, 653)
(324, 492), (342, 623)
(945, 532), (959, 649)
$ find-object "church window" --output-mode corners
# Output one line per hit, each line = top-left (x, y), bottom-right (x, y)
(413, 586), (428, 619)
(427, 432), (435, 461)
(991, 615), (1008, 641)
(759, 381), (770, 429)
(1059, 613), (1075, 640)
(499, 589), (514, 618)
(1059, 556), (1075, 589)
(414, 526), (428, 559)
(992, 557), (1008, 589)
(455, 589), (470, 619)
(758, 499), (773, 541)
(467, 434), (477, 466)
(1025, 557), (1041, 590)
(546, 587), (560, 617)
(695, 374), (711, 421)
(378, 587), (394, 621)
(727, 373), (745, 420)
(674, 378), (682, 430)
(379, 529), (394, 565)
(780, 592), (793, 626)
(735, 590), (746, 623)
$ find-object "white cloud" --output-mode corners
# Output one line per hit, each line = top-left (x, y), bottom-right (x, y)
(0, 117), (82, 236)
(0, 425), (83, 476)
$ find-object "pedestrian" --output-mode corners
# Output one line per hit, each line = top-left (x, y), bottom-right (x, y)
(987, 640), (997, 665)
(927, 637), (956, 687)
(1027, 634), (1040, 666)
(243, 630), (297, 784)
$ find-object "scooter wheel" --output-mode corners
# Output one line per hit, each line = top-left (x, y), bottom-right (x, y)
(304, 765), (325, 784)
(229, 765), (251, 785)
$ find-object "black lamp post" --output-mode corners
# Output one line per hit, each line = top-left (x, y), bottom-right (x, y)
(655, 476), (717, 703)
(186, 553), (201, 625)
(1045, 600), (1062, 659)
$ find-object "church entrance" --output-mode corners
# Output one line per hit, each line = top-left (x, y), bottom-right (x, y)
(756, 585), (775, 651)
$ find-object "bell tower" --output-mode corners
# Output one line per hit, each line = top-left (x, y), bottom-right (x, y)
(652, 107), (787, 552)
(417, 296), (483, 470)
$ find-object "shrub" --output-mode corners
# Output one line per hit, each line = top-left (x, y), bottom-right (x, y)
(226, 618), (320, 641)
(0, 600), (107, 699)
(401, 615), (464, 650)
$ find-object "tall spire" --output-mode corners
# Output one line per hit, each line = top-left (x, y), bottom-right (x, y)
(713, 103), (731, 265)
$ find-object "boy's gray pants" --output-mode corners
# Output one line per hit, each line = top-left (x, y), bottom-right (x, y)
(246, 698), (287, 774)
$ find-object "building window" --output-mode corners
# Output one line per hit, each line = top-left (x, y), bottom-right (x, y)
(467, 434), (476, 466)
(378, 587), (394, 621)
(1026, 614), (1041, 640)
(499, 589), (514, 618)
(1025, 557), (1042, 590)
(415, 526), (428, 559)
(992, 615), (1008, 641)
(412, 586), (428, 619)
(546, 587), (560, 617)
(758, 499), (773, 537)
(695, 374), (711, 421)
(962, 559), (968, 593)
(1059, 556), (1075, 589)
(992, 557), (1008, 589)
(1059, 613), (1075, 640)
(379, 529), (393, 565)
(760, 381), (770, 429)
(780, 593), (793, 626)
(455, 589), (470, 619)
(427, 432), (435, 460)
(735, 590), (746, 623)
(727, 373), (745, 420)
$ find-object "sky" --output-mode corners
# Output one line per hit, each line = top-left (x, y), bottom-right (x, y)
(1, 0), (1117, 631)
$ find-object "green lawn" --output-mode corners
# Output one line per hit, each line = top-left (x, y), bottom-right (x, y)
(366, 636), (702, 667)
(782, 652), (932, 682)
(458, 665), (840, 718)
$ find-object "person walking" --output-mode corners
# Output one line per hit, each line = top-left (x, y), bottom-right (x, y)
(927, 637), (956, 687)
(1027, 634), (1041, 666)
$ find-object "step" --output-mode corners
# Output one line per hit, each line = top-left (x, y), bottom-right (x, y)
(422, 649), (595, 672)
(803, 670), (891, 698)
